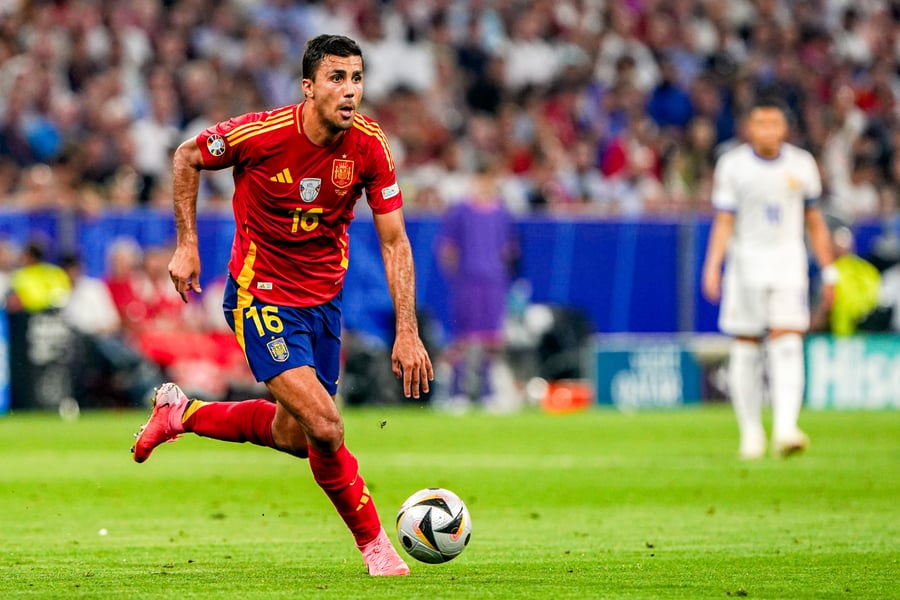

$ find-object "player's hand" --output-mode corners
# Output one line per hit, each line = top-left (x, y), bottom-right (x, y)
(168, 243), (203, 303)
(701, 266), (722, 304)
(391, 331), (434, 399)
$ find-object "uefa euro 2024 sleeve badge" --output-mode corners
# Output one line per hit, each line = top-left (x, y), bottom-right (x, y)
(207, 134), (226, 157)
(267, 337), (289, 362)
(299, 178), (321, 203)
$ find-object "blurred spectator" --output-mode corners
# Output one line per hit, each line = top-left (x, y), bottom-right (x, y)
(501, 6), (562, 92)
(594, 6), (659, 92)
(6, 239), (70, 313)
(403, 139), (473, 210)
(104, 235), (151, 336)
(358, 7), (436, 103)
(556, 139), (619, 214)
(130, 87), (180, 204)
(828, 153), (883, 223)
(11, 163), (60, 210)
(663, 117), (717, 211)
(821, 85), (879, 223)
(60, 252), (120, 335)
(647, 59), (694, 132)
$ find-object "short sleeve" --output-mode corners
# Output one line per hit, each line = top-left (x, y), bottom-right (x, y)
(711, 153), (736, 212)
(195, 113), (261, 169)
(361, 123), (403, 214)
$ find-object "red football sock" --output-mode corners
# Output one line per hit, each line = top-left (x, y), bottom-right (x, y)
(184, 399), (276, 449)
(308, 443), (382, 547)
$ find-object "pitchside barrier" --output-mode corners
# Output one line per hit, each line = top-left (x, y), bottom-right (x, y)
(805, 334), (900, 410)
(591, 333), (722, 410)
(587, 333), (900, 411)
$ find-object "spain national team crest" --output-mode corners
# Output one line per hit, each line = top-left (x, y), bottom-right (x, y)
(267, 337), (289, 362)
(207, 133), (226, 157)
(332, 159), (354, 188)
(299, 177), (321, 203)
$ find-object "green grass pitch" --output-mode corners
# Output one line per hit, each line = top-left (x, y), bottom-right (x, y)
(1, 405), (898, 599)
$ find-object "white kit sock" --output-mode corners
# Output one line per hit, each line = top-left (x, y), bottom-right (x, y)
(767, 333), (805, 441)
(729, 339), (765, 453)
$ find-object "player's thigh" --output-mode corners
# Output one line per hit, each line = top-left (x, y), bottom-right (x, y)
(766, 285), (810, 332)
(719, 272), (767, 337)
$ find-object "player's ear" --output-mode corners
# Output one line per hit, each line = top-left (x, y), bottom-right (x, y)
(301, 78), (314, 100)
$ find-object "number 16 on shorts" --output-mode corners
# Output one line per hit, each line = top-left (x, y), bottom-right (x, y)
(244, 305), (284, 336)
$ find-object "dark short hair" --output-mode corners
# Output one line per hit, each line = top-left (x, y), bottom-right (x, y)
(750, 94), (789, 115)
(302, 34), (364, 80)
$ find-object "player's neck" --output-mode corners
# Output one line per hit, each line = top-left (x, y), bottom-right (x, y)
(301, 101), (346, 147)
(751, 144), (782, 161)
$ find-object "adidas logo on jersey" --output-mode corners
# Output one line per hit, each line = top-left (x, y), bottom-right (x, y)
(270, 168), (293, 184)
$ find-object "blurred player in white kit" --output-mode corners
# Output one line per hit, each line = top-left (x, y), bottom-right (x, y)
(701, 97), (836, 459)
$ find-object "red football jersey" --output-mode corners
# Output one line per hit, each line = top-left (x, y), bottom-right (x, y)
(196, 102), (403, 307)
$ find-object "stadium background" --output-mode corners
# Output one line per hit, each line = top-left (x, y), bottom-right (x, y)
(0, 0), (897, 412)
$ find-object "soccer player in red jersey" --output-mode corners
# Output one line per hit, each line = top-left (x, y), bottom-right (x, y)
(132, 34), (433, 576)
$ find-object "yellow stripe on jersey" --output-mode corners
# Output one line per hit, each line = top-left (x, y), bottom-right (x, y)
(353, 116), (394, 171)
(353, 114), (390, 143)
(353, 116), (394, 169)
(232, 240), (258, 353)
(338, 236), (349, 269)
(229, 120), (294, 147)
(226, 107), (294, 141)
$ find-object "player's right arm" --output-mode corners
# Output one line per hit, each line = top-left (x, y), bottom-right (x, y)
(168, 138), (205, 303)
(701, 211), (735, 303)
(701, 152), (737, 304)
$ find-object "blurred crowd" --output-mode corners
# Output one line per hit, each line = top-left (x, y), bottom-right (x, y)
(0, 0), (897, 220)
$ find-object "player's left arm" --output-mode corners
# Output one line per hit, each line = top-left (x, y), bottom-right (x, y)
(803, 155), (836, 309)
(373, 208), (434, 399)
(805, 206), (836, 309)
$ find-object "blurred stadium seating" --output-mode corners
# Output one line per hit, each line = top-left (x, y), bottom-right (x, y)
(0, 1), (897, 410)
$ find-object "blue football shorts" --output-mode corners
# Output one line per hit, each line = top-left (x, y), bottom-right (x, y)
(223, 275), (342, 395)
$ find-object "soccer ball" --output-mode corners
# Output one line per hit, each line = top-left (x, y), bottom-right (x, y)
(396, 488), (472, 564)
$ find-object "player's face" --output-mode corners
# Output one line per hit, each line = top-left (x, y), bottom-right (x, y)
(303, 54), (364, 134)
(746, 107), (787, 158)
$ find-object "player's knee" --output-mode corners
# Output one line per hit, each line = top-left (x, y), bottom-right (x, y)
(305, 414), (344, 453)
